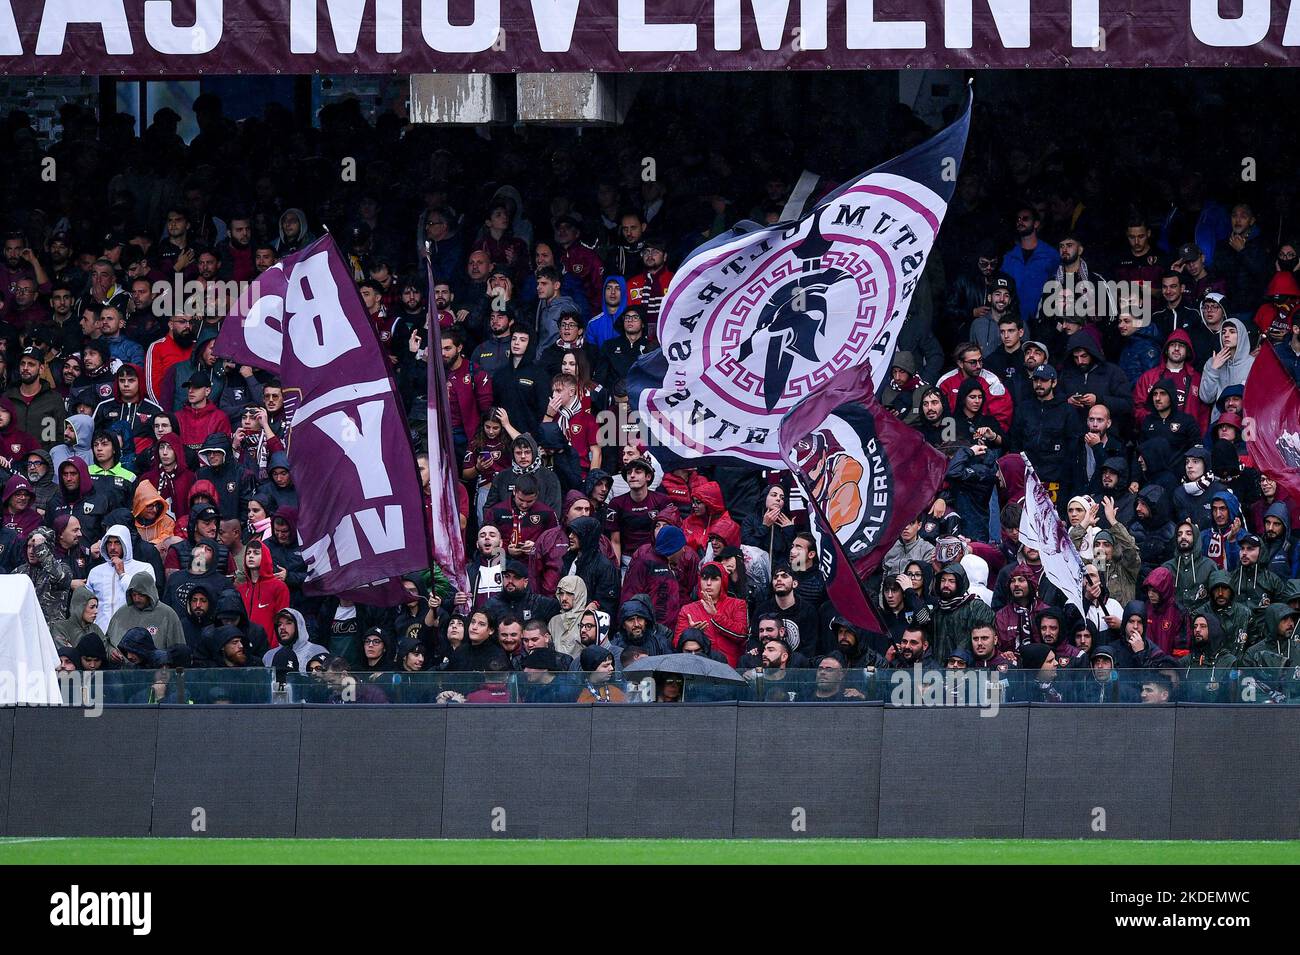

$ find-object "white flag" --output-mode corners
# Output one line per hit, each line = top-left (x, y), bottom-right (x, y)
(1018, 456), (1086, 615)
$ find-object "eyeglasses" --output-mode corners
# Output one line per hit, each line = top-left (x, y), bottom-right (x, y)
(363, 637), (384, 646)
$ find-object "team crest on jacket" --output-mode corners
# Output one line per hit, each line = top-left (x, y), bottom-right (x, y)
(790, 412), (891, 560)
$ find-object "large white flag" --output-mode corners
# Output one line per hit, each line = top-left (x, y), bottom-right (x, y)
(1018, 455), (1086, 616)
(628, 98), (970, 468)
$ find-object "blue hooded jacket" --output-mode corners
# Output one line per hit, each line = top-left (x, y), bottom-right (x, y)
(585, 275), (627, 349)
(1199, 488), (1243, 569)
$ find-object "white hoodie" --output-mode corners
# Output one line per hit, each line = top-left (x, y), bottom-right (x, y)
(86, 523), (155, 631)
(960, 554), (995, 607)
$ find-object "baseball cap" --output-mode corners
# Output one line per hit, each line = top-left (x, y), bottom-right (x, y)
(19, 345), (42, 361)
(503, 559), (529, 579)
(102, 232), (126, 250)
(193, 505), (220, 524)
(1241, 533), (1263, 548)
(1031, 364), (1058, 380)
(552, 213), (582, 230)
(1176, 242), (1203, 262)
(642, 234), (668, 252)
(1025, 340), (1050, 358)
(185, 371), (211, 388)
(989, 271), (1013, 292)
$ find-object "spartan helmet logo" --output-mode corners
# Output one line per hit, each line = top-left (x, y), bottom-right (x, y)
(790, 427), (845, 481)
(738, 208), (854, 411)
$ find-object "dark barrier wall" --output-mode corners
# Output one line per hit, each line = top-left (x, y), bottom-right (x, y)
(152, 707), (303, 838)
(879, 705), (1029, 838)
(8, 706), (158, 837)
(1024, 706), (1175, 840)
(733, 704), (881, 838)
(0, 707), (12, 836)
(441, 705), (591, 838)
(1170, 706), (1300, 841)
(297, 707), (447, 839)
(2, 703), (1299, 839)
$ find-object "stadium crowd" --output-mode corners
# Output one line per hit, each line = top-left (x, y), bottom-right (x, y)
(2, 86), (1300, 705)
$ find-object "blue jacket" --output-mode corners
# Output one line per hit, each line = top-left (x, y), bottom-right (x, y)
(101, 332), (145, 369)
(1001, 243), (1059, 324)
(1118, 324), (1163, 385)
(586, 275), (627, 350)
(1199, 488), (1244, 569)
(1160, 200), (1231, 269)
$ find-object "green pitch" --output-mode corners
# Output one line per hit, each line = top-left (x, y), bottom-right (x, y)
(0, 838), (1296, 864)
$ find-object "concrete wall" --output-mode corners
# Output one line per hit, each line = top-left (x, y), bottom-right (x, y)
(0, 703), (1292, 839)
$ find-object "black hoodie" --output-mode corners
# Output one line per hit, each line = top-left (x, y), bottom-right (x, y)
(1057, 330), (1134, 420)
(562, 515), (620, 617)
(196, 432), (241, 520)
(212, 587), (270, 657)
(1139, 377), (1200, 455)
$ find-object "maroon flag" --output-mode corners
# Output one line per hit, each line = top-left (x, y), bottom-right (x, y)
(425, 259), (470, 593)
(777, 363), (947, 632)
(214, 235), (430, 604)
(1244, 345), (1300, 505)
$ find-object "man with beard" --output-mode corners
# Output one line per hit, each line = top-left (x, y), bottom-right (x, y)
(798, 653), (868, 702)
(1231, 535), (1285, 612)
(1097, 457), (1136, 525)
(1150, 271), (1204, 342)
(5, 348), (65, 451)
(1000, 205), (1058, 325)
(944, 243), (1003, 345)
(1057, 330), (1133, 425)
(1034, 606), (1085, 669)
(144, 314), (197, 407)
(216, 215), (255, 282)
(1138, 378), (1199, 455)
(441, 327), (494, 466)
(1138, 330), (1206, 431)
(627, 236), (674, 330)
(930, 562), (996, 662)
(1199, 490), (1244, 571)
(471, 293), (519, 375)
(1195, 570), (1252, 654)
(178, 582), (217, 650)
(748, 561), (821, 654)
(993, 564), (1046, 652)
(1261, 502), (1297, 578)
(788, 533), (827, 615)
(611, 593), (675, 657)
(1091, 501), (1142, 606)
(485, 559), (561, 627)
(969, 272), (1017, 357)
(1007, 365), (1082, 500)
(1071, 404), (1125, 499)
(884, 626), (936, 670)
(261, 608), (327, 669)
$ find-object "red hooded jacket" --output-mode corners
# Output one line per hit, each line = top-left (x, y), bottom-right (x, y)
(236, 538), (290, 645)
(674, 561), (749, 666)
(1132, 328), (1208, 430)
(682, 481), (732, 553)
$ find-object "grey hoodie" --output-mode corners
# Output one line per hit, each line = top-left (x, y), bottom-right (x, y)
(1198, 317), (1255, 413)
(50, 585), (105, 647)
(261, 607), (328, 669)
(51, 414), (94, 471)
(276, 207), (316, 253)
(105, 569), (186, 652)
